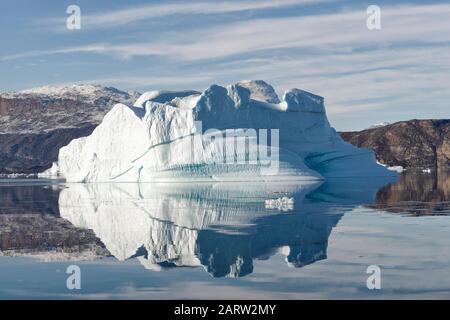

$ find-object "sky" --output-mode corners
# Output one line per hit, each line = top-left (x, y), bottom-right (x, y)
(0, 0), (449, 131)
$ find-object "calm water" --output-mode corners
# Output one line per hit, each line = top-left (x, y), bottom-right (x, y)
(0, 172), (449, 299)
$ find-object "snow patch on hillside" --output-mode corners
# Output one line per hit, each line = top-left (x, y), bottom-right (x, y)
(11, 84), (138, 103)
(369, 122), (390, 129)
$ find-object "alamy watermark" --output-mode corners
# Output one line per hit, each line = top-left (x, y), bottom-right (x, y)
(367, 5), (381, 30)
(96, 121), (281, 177)
(66, 265), (81, 290)
(64, 4), (382, 32)
(366, 265), (381, 290)
(66, 5), (81, 30)
(191, 121), (280, 176)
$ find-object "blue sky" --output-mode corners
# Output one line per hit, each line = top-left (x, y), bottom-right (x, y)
(0, 0), (449, 130)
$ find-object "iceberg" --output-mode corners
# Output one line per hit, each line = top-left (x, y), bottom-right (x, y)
(48, 80), (395, 182)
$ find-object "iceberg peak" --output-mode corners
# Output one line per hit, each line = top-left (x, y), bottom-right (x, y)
(236, 80), (281, 103)
(133, 89), (200, 108)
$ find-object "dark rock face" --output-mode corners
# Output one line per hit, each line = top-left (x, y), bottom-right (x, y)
(340, 119), (450, 170)
(0, 85), (140, 174)
(0, 126), (96, 173)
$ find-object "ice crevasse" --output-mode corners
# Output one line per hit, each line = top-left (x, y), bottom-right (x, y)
(46, 80), (395, 182)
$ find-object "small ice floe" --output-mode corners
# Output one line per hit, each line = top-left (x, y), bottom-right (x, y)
(265, 197), (294, 212)
(387, 166), (405, 173)
(376, 161), (404, 173)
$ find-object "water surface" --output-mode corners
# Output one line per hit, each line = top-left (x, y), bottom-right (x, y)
(0, 172), (449, 299)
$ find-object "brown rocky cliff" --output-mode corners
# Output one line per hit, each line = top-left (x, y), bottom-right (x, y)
(0, 85), (139, 174)
(340, 119), (450, 170)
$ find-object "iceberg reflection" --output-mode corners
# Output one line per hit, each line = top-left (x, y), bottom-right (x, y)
(59, 178), (393, 277)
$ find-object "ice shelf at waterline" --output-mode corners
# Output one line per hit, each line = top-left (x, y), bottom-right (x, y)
(43, 80), (395, 182)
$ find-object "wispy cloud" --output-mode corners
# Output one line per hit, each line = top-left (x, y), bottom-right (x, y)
(41, 0), (333, 30)
(82, 74), (213, 88)
(2, 1), (449, 130)
(10, 3), (450, 62)
(0, 44), (113, 62)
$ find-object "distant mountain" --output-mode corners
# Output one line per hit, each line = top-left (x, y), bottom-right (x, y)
(0, 84), (140, 134)
(0, 84), (140, 173)
(341, 119), (450, 171)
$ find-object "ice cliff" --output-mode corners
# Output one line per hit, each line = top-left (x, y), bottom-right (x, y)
(47, 80), (394, 182)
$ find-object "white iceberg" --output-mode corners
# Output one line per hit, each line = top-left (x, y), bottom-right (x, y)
(47, 80), (395, 182)
(376, 161), (405, 173)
